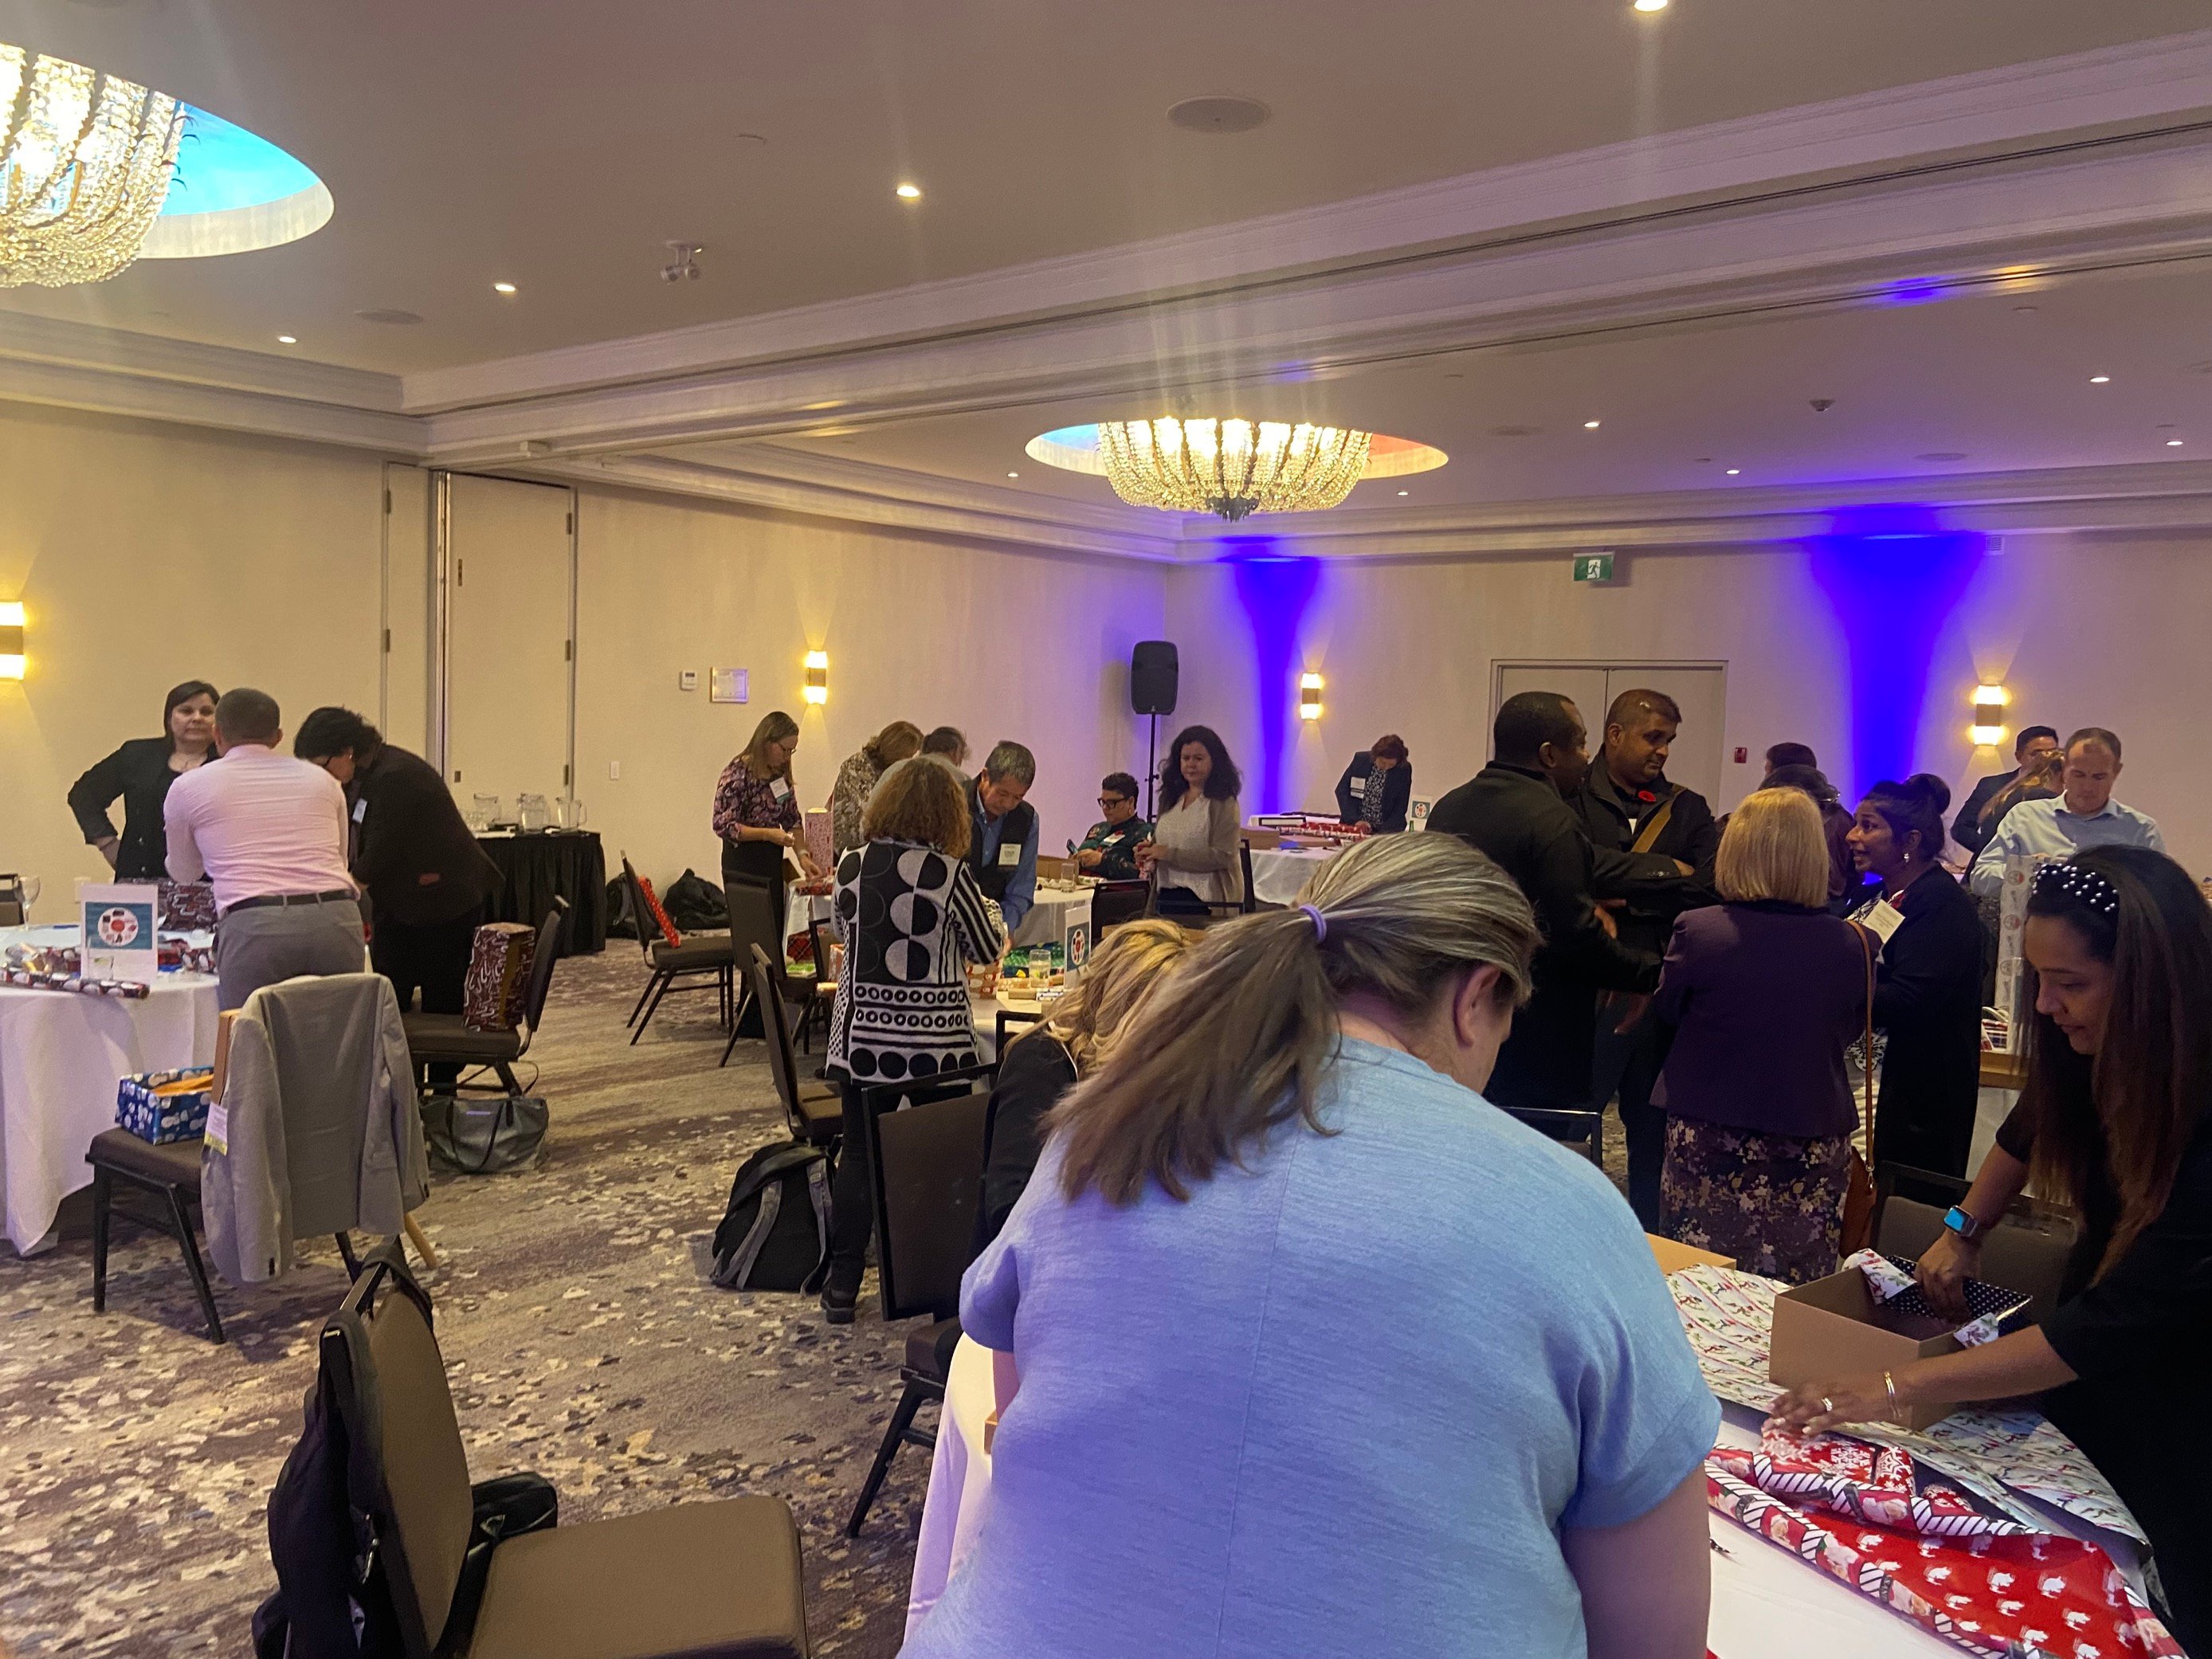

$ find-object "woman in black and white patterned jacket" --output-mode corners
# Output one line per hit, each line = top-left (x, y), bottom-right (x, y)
(818, 755), (1006, 1321)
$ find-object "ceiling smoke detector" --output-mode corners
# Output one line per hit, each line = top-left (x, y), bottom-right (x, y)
(661, 241), (704, 283)
(1167, 96), (1271, 134)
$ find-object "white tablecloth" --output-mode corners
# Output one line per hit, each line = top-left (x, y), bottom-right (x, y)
(1007, 884), (1092, 953)
(907, 1344), (2139, 1656)
(1246, 845), (1341, 907)
(0, 925), (219, 1255)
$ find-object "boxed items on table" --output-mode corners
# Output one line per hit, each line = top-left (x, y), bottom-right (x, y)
(1769, 1249), (2032, 1430)
(998, 942), (1065, 995)
(116, 1069), (218, 1143)
(158, 879), (218, 931)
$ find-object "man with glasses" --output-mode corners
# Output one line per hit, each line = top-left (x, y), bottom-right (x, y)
(1074, 772), (1152, 881)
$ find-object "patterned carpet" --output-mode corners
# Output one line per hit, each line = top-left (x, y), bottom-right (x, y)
(0, 945), (928, 1659)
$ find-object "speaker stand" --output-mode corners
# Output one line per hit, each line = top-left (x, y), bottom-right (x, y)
(1145, 712), (1160, 820)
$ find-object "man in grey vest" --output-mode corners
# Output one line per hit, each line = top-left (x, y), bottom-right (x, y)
(967, 740), (1039, 932)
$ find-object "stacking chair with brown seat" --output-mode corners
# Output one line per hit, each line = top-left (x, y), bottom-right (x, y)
(720, 882), (816, 1067)
(326, 1241), (811, 1659)
(620, 858), (735, 1045)
(1873, 1162), (2079, 1324)
(749, 944), (842, 1152)
(404, 899), (567, 1095)
(842, 1063), (998, 1537)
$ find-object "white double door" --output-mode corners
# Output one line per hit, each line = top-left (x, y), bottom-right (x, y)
(1492, 661), (1727, 806)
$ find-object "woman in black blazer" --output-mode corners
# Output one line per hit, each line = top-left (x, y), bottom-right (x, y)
(1847, 775), (1986, 1179)
(67, 679), (219, 880)
(1334, 733), (1413, 833)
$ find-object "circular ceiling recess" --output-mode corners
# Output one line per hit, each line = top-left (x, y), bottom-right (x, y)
(1167, 96), (1271, 134)
(1027, 420), (1447, 520)
(139, 104), (331, 260)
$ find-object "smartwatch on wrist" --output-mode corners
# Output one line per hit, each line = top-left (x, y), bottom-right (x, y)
(1941, 1204), (1986, 1242)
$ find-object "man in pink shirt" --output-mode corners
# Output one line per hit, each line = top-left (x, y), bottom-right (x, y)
(165, 688), (363, 1010)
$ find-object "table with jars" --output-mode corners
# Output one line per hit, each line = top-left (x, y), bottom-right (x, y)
(465, 792), (607, 954)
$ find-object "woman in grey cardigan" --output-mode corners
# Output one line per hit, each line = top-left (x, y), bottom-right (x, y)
(1137, 724), (1242, 918)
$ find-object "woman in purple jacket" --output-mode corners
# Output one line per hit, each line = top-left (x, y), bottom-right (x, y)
(1653, 787), (1869, 1281)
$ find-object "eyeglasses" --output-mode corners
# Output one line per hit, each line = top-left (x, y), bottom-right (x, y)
(1098, 796), (1129, 809)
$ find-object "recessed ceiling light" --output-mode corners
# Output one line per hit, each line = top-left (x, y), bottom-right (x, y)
(2089, 375), (2110, 384)
(492, 281), (517, 295)
(1397, 490), (1410, 496)
(895, 182), (923, 200)
(1633, 0), (1669, 11)
(2168, 438), (2186, 447)
(276, 335), (297, 345)
(1724, 468), (1740, 476)
(1583, 420), (1602, 429)
(1006, 471), (1019, 478)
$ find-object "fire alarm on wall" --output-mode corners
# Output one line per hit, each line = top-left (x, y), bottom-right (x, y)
(1733, 747), (1749, 764)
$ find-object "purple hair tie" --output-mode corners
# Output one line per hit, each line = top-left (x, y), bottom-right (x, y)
(1299, 904), (1328, 942)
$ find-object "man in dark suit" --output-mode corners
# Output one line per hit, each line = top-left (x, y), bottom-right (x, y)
(294, 707), (504, 1034)
(1568, 688), (1721, 1228)
(1951, 725), (2061, 857)
(1427, 692), (1661, 1120)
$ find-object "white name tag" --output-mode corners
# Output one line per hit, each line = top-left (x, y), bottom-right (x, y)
(204, 1102), (229, 1156)
(352, 798), (368, 824)
(1861, 898), (1905, 945)
(770, 779), (791, 802)
(998, 842), (1022, 869)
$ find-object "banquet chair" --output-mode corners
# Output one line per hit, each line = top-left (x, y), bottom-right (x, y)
(1873, 1163), (2079, 1324)
(1090, 880), (1151, 931)
(749, 945), (842, 1152)
(843, 1064), (998, 1538)
(402, 899), (567, 1096)
(620, 858), (735, 1045)
(327, 1241), (811, 1659)
(84, 1133), (238, 1343)
(993, 1005), (1042, 1061)
(720, 882), (812, 1067)
(1159, 839), (1261, 927)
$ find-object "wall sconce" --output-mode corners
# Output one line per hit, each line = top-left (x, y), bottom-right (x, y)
(1298, 672), (1324, 722)
(802, 649), (829, 704)
(0, 602), (23, 680)
(1969, 683), (2008, 747)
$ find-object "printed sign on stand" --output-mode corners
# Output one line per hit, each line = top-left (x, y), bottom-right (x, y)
(78, 880), (160, 982)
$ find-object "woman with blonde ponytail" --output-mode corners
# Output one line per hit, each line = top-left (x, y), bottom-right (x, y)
(902, 833), (1720, 1659)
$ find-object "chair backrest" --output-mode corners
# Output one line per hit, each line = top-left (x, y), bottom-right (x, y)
(517, 896), (570, 1045)
(726, 879), (785, 990)
(618, 857), (656, 963)
(859, 1066), (997, 1320)
(1874, 1163), (2080, 1324)
(1238, 838), (1257, 914)
(993, 1005), (1042, 1061)
(328, 1242), (473, 1659)
(749, 943), (808, 1135)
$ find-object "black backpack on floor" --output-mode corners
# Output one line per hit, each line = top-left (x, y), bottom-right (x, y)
(663, 868), (728, 931)
(710, 1143), (831, 1291)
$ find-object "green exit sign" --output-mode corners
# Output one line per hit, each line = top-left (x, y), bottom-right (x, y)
(1571, 551), (1618, 584)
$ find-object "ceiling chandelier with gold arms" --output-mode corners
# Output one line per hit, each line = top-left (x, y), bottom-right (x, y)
(1, 41), (186, 288)
(1030, 420), (1449, 521)
(1095, 418), (1369, 521)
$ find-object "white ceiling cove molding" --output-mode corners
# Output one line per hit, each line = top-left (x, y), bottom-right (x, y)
(399, 29), (2212, 415)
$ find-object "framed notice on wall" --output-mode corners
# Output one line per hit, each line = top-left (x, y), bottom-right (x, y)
(711, 667), (749, 704)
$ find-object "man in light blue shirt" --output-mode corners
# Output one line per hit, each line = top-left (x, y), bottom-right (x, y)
(1970, 726), (2163, 897)
(966, 740), (1039, 931)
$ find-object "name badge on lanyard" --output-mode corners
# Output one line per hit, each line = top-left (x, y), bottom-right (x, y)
(352, 798), (368, 824)
(770, 778), (791, 803)
(998, 842), (1022, 869)
(1860, 896), (1905, 950)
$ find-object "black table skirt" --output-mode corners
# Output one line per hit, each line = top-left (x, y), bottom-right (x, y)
(477, 831), (608, 953)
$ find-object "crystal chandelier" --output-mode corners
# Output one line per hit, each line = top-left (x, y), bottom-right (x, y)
(2, 41), (186, 288)
(1094, 418), (1374, 521)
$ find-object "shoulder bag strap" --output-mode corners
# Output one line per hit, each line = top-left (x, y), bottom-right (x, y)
(1854, 920), (1879, 1150)
(1629, 792), (1679, 855)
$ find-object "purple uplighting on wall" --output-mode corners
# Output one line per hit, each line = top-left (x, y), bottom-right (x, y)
(1225, 548), (1321, 814)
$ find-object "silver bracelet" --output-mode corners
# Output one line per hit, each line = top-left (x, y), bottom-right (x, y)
(1884, 1369), (1904, 1423)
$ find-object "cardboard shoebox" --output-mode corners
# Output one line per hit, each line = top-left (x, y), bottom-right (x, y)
(116, 1069), (218, 1143)
(1768, 1265), (2006, 1432)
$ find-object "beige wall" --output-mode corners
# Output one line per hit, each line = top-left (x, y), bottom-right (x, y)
(0, 404), (388, 900)
(572, 489), (1167, 885)
(1164, 533), (2205, 875)
(0, 406), (1169, 916)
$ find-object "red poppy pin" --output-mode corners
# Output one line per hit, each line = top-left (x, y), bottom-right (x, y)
(1637, 789), (1657, 804)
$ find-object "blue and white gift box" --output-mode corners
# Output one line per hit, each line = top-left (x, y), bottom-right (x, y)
(116, 1069), (217, 1143)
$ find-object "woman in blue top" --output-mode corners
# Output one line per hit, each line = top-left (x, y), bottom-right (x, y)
(906, 833), (1720, 1659)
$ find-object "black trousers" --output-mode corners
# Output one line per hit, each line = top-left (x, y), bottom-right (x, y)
(1590, 1009), (1672, 1232)
(373, 907), (481, 1088)
(826, 1081), (875, 1287)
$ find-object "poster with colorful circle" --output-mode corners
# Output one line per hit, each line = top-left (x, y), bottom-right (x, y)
(76, 881), (161, 983)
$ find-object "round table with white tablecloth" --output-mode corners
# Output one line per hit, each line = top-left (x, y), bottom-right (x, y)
(0, 925), (218, 1256)
(1245, 843), (1343, 907)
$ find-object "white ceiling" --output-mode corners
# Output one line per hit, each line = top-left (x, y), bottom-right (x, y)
(718, 259), (2212, 511)
(1, 0), (2208, 373)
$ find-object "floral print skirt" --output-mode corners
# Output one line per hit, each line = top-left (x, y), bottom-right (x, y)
(1660, 1116), (1851, 1285)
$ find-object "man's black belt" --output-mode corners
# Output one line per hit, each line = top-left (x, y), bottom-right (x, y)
(223, 888), (357, 914)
